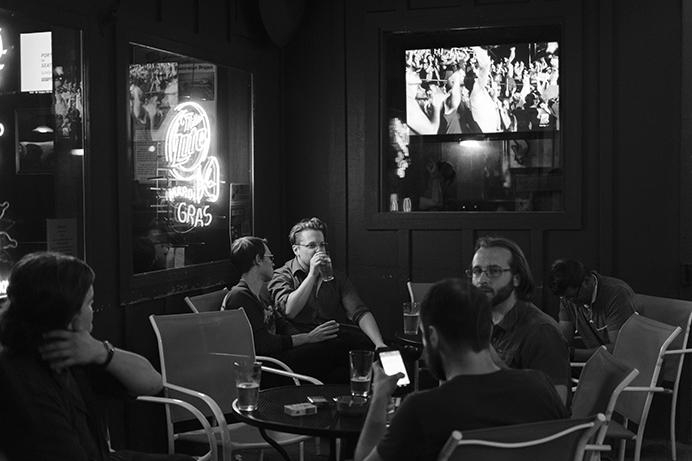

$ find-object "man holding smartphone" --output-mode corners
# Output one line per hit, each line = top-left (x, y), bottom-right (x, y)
(355, 279), (567, 461)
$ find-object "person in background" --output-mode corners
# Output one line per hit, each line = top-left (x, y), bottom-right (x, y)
(0, 252), (193, 461)
(354, 279), (567, 461)
(548, 258), (637, 362)
(224, 236), (347, 383)
(468, 236), (570, 404)
(268, 217), (386, 350)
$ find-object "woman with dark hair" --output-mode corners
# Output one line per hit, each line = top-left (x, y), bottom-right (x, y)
(0, 252), (192, 461)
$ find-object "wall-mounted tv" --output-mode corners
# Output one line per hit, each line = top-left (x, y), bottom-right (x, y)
(386, 25), (561, 139)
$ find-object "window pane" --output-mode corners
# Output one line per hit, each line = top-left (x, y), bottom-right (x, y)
(0, 10), (85, 296)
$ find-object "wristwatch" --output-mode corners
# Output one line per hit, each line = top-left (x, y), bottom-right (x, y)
(101, 340), (115, 367)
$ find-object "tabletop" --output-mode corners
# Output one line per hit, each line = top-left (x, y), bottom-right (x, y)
(231, 384), (367, 439)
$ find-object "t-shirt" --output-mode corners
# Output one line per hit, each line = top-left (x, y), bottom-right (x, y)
(376, 369), (568, 461)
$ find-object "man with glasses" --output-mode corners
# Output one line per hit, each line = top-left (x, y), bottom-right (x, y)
(469, 236), (570, 404)
(548, 259), (636, 362)
(268, 217), (387, 350)
(224, 236), (345, 383)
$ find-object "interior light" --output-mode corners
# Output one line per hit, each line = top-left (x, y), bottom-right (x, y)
(148, 145), (156, 153)
(459, 140), (482, 149)
(32, 125), (53, 133)
(0, 123), (4, 137)
(70, 148), (84, 156)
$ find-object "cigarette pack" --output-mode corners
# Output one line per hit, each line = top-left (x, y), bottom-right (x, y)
(284, 402), (318, 417)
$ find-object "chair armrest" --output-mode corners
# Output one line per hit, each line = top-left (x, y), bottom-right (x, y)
(163, 382), (231, 450)
(260, 365), (323, 385)
(571, 362), (586, 368)
(136, 395), (217, 461)
(584, 444), (612, 452)
(622, 386), (667, 393)
(664, 348), (692, 356)
(256, 355), (300, 385)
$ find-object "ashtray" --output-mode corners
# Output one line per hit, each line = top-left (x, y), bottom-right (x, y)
(334, 395), (369, 416)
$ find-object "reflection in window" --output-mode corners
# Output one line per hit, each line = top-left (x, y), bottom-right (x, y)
(129, 44), (252, 274)
(0, 9), (85, 296)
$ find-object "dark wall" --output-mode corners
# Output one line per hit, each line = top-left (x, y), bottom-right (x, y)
(283, 0), (685, 438)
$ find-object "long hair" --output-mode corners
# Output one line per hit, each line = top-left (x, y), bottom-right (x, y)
(0, 252), (94, 353)
(475, 236), (535, 301)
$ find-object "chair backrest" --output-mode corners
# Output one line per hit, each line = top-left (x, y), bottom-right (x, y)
(184, 287), (229, 313)
(437, 414), (605, 461)
(612, 313), (681, 424)
(149, 309), (256, 422)
(572, 346), (639, 420)
(407, 281), (434, 303)
(634, 294), (692, 382)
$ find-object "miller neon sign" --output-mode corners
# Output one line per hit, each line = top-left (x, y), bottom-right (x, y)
(163, 101), (219, 231)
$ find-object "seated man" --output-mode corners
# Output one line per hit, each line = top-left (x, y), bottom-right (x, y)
(268, 217), (386, 350)
(0, 252), (193, 461)
(354, 279), (568, 461)
(224, 236), (347, 383)
(548, 259), (637, 361)
(469, 236), (570, 404)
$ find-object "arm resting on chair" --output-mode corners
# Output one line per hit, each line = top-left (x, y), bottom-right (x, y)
(260, 365), (323, 385)
(664, 348), (692, 355)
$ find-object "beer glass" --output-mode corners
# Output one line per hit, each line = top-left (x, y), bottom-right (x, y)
(317, 250), (334, 282)
(349, 350), (374, 397)
(402, 301), (421, 335)
(233, 359), (262, 411)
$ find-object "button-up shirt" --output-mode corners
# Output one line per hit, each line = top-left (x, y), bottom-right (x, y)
(267, 257), (371, 332)
(491, 300), (570, 387)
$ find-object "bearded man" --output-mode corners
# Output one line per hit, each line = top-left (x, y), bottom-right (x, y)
(468, 236), (570, 404)
(353, 279), (567, 461)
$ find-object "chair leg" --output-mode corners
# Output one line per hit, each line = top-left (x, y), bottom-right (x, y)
(618, 439), (626, 461)
(258, 449), (264, 461)
(634, 436), (643, 461)
(299, 440), (304, 461)
(671, 398), (678, 461)
(315, 437), (321, 456)
(335, 438), (341, 461)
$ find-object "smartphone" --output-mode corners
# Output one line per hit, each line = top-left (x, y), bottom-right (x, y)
(377, 348), (410, 387)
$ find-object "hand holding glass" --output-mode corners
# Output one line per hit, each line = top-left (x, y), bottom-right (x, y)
(402, 301), (420, 335)
(233, 360), (262, 411)
(349, 350), (374, 397)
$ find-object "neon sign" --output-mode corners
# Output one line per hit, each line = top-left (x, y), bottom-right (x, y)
(0, 201), (17, 298)
(162, 102), (219, 231)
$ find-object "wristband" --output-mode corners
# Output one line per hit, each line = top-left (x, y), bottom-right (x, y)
(101, 340), (115, 368)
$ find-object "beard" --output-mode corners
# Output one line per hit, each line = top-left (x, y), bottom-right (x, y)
(424, 343), (446, 381)
(490, 278), (515, 306)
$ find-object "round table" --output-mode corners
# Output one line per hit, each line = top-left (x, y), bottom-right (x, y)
(232, 384), (366, 461)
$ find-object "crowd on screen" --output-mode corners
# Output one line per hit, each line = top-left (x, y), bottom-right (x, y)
(405, 45), (560, 135)
(0, 216), (638, 460)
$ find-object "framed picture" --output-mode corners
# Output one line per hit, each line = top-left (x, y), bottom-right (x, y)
(15, 107), (55, 175)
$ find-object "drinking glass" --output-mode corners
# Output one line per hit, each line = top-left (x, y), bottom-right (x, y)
(403, 301), (421, 335)
(317, 250), (334, 282)
(349, 350), (374, 397)
(233, 359), (262, 411)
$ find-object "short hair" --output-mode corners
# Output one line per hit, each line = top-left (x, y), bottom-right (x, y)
(549, 259), (587, 296)
(288, 217), (328, 245)
(230, 236), (268, 274)
(420, 278), (492, 352)
(0, 252), (95, 352)
(475, 236), (535, 301)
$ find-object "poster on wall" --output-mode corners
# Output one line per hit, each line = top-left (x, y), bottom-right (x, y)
(229, 183), (252, 243)
(129, 62), (178, 183)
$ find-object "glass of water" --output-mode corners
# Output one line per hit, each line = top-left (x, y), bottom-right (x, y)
(403, 301), (421, 335)
(233, 359), (262, 411)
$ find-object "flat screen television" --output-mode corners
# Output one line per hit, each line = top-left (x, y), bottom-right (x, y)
(385, 25), (561, 139)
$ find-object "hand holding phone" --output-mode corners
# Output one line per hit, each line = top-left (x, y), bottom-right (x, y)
(377, 348), (410, 387)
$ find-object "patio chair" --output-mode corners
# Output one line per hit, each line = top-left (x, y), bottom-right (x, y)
(149, 309), (322, 461)
(437, 413), (605, 461)
(183, 287), (229, 313)
(406, 281), (434, 303)
(571, 346), (639, 461)
(607, 313), (682, 461)
(634, 293), (692, 461)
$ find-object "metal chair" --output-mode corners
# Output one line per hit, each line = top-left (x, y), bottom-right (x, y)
(437, 414), (605, 461)
(149, 309), (321, 461)
(607, 313), (682, 461)
(183, 287), (229, 313)
(634, 294), (692, 461)
(406, 281), (434, 303)
(571, 346), (639, 461)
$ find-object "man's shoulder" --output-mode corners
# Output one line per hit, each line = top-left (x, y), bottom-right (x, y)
(597, 273), (635, 297)
(269, 259), (300, 284)
(517, 301), (560, 328)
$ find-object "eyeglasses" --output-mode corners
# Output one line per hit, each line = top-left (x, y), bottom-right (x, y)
(465, 265), (512, 279)
(295, 242), (328, 250)
(265, 254), (275, 262)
